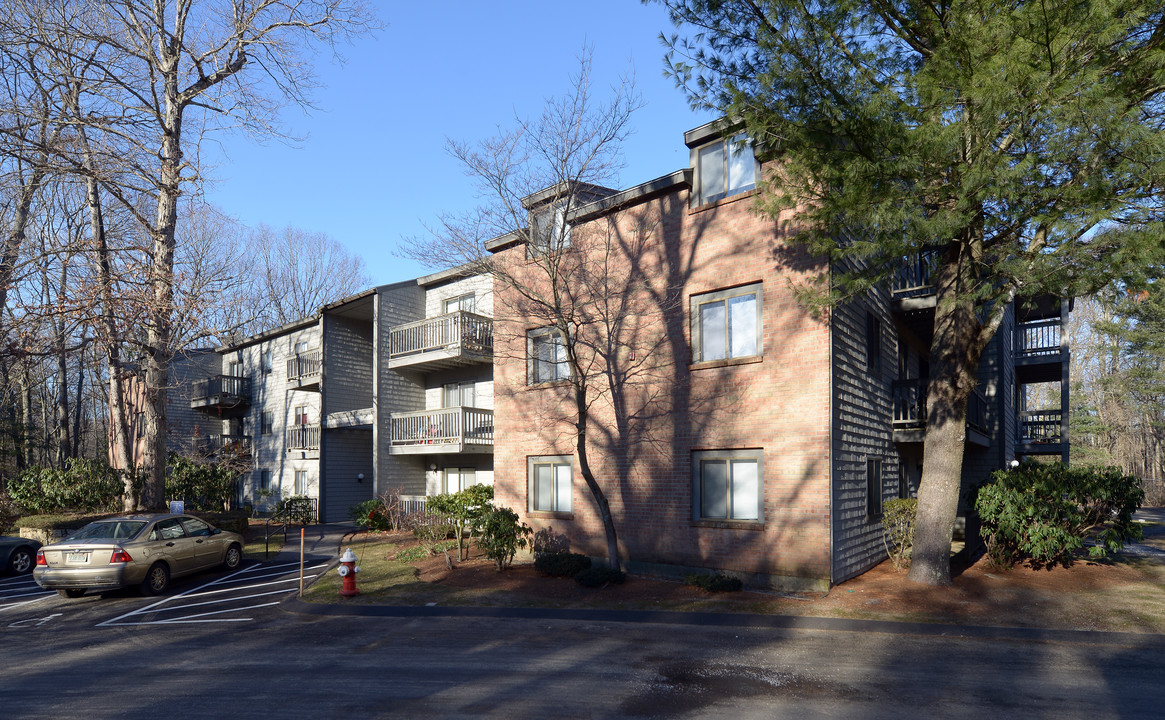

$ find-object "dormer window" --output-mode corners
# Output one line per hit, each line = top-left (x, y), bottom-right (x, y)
(695, 133), (756, 205)
(530, 200), (571, 256)
(444, 293), (475, 314)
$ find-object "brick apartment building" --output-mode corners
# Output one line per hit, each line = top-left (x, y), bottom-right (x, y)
(487, 119), (1070, 591)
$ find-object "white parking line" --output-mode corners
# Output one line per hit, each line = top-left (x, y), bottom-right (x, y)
(97, 559), (330, 627)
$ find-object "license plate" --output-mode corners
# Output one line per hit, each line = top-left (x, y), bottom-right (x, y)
(66, 552), (89, 563)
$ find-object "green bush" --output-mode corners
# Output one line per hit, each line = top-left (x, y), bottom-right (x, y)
(974, 462), (1144, 569)
(685, 572), (743, 593)
(880, 498), (918, 571)
(350, 499), (392, 531)
(574, 567), (626, 588)
(193, 510), (249, 535)
(394, 546), (427, 563)
(166, 453), (239, 512)
(534, 552), (592, 577)
(477, 506), (532, 571)
(427, 484), (495, 561)
(8, 459), (124, 514)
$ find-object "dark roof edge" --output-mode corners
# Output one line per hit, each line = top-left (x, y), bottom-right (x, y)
(569, 169), (691, 223)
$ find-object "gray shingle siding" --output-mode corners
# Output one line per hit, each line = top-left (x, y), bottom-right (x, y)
(323, 314), (373, 415)
(831, 294), (899, 584)
(321, 429), (374, 522)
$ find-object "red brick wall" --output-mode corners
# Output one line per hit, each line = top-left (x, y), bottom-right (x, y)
(492, 184), (834, 588)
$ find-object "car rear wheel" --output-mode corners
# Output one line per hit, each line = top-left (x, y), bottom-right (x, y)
(57, 588), (86, 598)
(222, 543), (242, 570)
(8, 546), (34, 574)
(140, 562), (170, 596)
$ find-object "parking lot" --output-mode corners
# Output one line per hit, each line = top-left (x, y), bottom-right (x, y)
(1, 556), (331, 629)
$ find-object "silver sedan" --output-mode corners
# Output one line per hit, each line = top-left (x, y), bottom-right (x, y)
(33, 513), (244, 598)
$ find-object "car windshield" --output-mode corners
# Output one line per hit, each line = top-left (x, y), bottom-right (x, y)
(66, 521), (147, 541)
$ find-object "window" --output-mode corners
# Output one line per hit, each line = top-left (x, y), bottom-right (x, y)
(258, 469), (271, 492)
(867, 458), (883, 518)
(528, 327), (570, 383)
(691, 284), (762, 363)
(530, 200), (571, 255)
(293, 340), (308, 355)
(444, 293), (475, 314)
(180, 517), (213, 537)
(261, 411), (274, 435)
(443, 467), (477, 494)
(228, 360), (243, 377)
(294, 470), (307, 496)
(261, 350), (273, 374)
(696, 133), (756, 205)
(293, 405), (308, 426)
(866, 312), (882, 375)
(528, 456), (572, 514)
(693, 449), (763, 522)
(444, 382), (475, 408)
(135, 413), (146, 437)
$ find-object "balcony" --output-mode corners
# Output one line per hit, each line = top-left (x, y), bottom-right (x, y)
(892, 379), (989, 446)
(287, 350), (321, 390)
(190, 375), (251, 415)
(388, 312), (493, 371)
(387, 407), (494, 455)
(891, 251), (938, 300)
(194, 434), (252, 458)
(286, 424), (321, 452)
(1015, 317), (1065, 383)
(1018, 409), (1065, 446)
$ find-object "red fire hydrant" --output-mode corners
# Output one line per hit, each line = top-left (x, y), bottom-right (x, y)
(337, 547), (361, 597)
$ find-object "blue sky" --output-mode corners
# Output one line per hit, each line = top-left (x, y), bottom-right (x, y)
(202, 0), (714, 286)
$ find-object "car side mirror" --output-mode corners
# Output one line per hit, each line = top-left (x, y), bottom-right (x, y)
(212, 528), (221, 535)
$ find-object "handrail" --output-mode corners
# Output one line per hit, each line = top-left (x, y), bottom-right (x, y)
(191, 374), (252, 401)
(287, 350), (321, 381)
(388, 311), (493, 358)
(1015, 317), (1061, 358)
(388, 407), (494, 446)
(263, 497), (318, 558)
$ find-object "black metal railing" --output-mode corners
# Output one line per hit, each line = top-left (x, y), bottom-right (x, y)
(263, 496), (319, 559)
(891, 251), (938, 298)
(191, 375), (252, 403)
(1019, 410), (1063, 444)
(1015, 318), (1061, 359)
(892, 379), (988, 434)
(194, 434), (252, 455)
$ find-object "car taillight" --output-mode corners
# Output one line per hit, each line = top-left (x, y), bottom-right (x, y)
(36, 550), (46, 566)
(109, 550), (133, 564)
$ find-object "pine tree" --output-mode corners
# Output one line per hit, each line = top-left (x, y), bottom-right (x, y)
(655, 0), (1165, 584)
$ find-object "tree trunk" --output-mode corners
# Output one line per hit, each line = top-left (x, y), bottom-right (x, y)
(907, 247), (986, 586)
(139, 67), (183, 511)
(573, 380), (622, 572)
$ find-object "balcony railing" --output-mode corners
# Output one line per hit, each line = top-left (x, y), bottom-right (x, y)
(1015, 318), (1061, 359)
(194, 434), (252, 456)
(191, 375), (251, 404)
(286, 424), (321, 451)
(287, 350), (321, 383)
(1019, 410), (1063, 444)
(388, 407), (494, 448)
(892, 379), (988, 434)
(891, 251), (938, 298)
(388, 311), (493, 360)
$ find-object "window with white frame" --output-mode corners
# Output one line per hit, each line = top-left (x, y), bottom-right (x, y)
(444, 381), (475, 409)
(228, 360), (243, 377)
(529, 200), (571, 255)
(528, 327), (570, 384)
(294, 470), (307, 496)
(444, 293), (475, 315)
(692, 449), (763, 522)
(261, 411), (273, 435)
(528, 456), (572, 514)
(293, 405), (308, 426)
(867, 458), (883, 518)
(691, 283), (762, 363)
(443, 467), (477, 494)
(261, 350), (273, 373)
(695, 133), (756, 205)
(293, 340), (309, 354)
